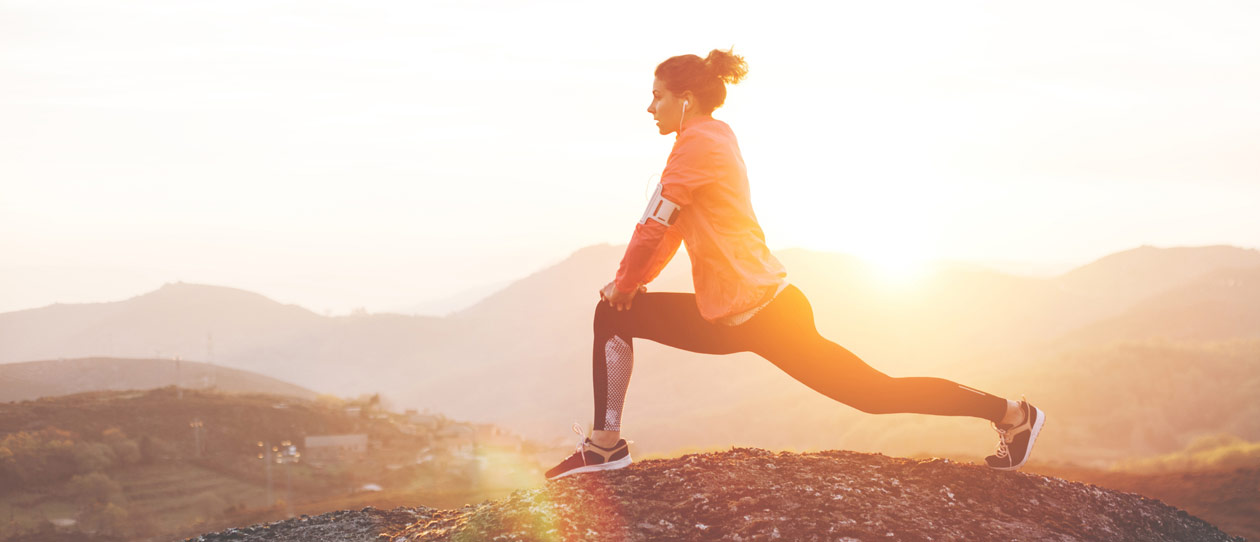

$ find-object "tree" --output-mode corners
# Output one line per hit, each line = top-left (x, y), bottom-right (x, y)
(0, 445), (16, 494)
(72, 442), (116, 474)
(102, 427), (141, 466)
(68, 471), (125, 508)
(0, 427), (79, 486)
(139, 435), (176, 464)
(79, 502), (129, 536)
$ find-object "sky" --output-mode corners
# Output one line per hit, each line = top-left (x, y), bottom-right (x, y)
(2, 0), (1258, 316)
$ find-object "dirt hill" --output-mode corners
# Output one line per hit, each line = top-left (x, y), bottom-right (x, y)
(0, 357), (318, 403)
(185, 448), (1243, 542)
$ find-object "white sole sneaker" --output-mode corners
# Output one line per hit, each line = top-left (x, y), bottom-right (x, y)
(997, 413), (1045, 471)
(546, 454), (633, 481)
(988, 401), (1046, 471)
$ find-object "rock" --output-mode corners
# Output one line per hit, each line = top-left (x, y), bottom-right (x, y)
(190, 448), (1244, 542)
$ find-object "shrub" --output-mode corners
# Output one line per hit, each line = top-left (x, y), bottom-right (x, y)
(0, 427), (79, 486)
(68, 472), (125, 508)
(102, 427), (141, 466)
(72, 442), (116, 474)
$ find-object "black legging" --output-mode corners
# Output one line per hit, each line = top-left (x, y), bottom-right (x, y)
(592, 284), (1008, 431)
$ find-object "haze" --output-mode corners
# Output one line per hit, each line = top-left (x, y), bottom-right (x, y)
(3, 0), (1258, 315)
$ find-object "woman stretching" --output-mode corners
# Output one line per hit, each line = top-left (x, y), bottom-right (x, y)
(546, 48), (1045, 480)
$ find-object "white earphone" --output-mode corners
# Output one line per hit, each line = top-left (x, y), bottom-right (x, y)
(679, 100), (689, 132)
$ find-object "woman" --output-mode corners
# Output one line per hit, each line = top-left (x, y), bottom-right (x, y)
(545, 48), (1044, 481)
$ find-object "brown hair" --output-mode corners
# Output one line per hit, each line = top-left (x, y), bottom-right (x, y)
(654, 47), (748, 115)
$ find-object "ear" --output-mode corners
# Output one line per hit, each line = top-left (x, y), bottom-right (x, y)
(680, 91), (696, 107)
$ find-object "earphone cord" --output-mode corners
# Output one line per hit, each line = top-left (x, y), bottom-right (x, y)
(679, 101), (687, 133)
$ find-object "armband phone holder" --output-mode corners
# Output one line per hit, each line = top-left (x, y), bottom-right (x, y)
(639, 183), (681, 226)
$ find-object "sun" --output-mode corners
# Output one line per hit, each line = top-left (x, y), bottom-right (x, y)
(833, 222), (938, 287)
(757, 156), (945, 287)
(847, 241), (934, 287)
(861, 249), (931, 284)
(776, 222), (937, 287)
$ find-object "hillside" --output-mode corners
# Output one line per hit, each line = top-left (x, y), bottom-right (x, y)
(0, 282), (325, 365)
(934, 339), (1260, 466)
(1055, 245), (1260, 309)
(0, 388), (548, 542)
(186, 448), (1244, 542)
(1052, 265), (1260, 348)
(0, 357), (319, 403)
(0, 282), (462, 398)
(0, 387), (372, 452)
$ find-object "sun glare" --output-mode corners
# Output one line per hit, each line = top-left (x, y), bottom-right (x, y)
(781, 202), (939, 288)
(858, 249), (933, 286)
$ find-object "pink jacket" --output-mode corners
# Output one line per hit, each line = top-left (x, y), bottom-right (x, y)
(615, 115), (787, 323)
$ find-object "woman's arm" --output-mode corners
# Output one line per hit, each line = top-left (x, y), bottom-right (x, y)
(615, 220), (683, 293)
(607, 127), (713, 300)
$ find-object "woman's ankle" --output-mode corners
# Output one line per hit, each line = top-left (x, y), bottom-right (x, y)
(999, 400), (1026, 427)
(590, 429), (621, 448)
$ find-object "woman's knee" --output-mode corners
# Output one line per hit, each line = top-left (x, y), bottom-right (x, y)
(593, 299), (626, 336)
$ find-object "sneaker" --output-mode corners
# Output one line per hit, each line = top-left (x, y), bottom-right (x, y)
(545, 423), (632, 481)
(985, 397), (1045, 471)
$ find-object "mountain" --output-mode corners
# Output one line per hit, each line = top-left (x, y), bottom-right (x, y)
(972, 339), (1260, 465)
(0, 357), (318, 403)
(1055, 245), (1260, 311)
(389, 278), (515, 317)
(186, 448), (1245, 542)
(0, 282), (462, 398)
(0, 282), (324, 367)
(3, 245), (1259, 466)
(454, 244), (691, 321)
(1053, 265), (1260, 348)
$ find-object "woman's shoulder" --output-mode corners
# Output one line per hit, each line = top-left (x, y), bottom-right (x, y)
(675, 118), (737, 151)
(691, 117), (735, 138)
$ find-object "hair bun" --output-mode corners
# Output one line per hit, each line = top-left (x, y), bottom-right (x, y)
(703, 48), (748, 85)
(654, 48), (746, 114)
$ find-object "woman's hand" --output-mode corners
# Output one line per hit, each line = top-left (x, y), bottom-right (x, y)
(600, 281), (646, 311)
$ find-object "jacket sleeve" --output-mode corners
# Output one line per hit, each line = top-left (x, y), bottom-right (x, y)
(613, 129), (712, 292)
(656, 130), (714, 207)
(615, 220), (683, 292)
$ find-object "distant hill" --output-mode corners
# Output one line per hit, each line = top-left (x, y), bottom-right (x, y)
(0, 282), (324, 367)
(0, 282), (460, 398)
(1053, 265), (1260, 348)
(453, 244), (661, 320)
(389, 278), (514, 317)
(971, 339), (1260, 465)
(1056, 245), (1260, 310)
(0, 357), (319, 403)
(2, 245), (1259, 467)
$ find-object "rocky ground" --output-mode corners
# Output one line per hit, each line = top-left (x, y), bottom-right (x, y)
(186, 448), (1245, 542)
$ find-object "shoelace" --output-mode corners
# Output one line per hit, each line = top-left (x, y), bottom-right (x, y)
(991, 395), (1029, 461)
(990, 423), (1010, 459)
(570, 422), (589, 466)
(569, 422), (634, 467)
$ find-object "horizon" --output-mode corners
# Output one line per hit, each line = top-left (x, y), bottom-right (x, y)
(4, 1), (1258, 316)
(0, 242), (1232, 317)
(1, 242), (1253, 317)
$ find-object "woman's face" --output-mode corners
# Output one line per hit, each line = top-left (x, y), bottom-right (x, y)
(647, 78), (687, 136)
